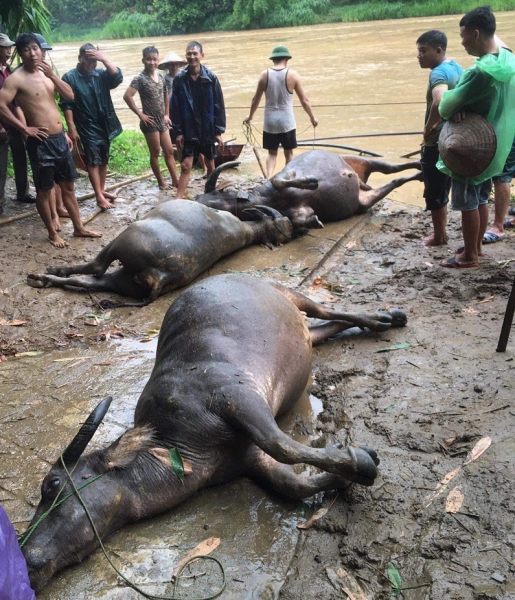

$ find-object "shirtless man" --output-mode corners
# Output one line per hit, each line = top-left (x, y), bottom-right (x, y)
(243, 45), (318, 178)
(0, 34), (100, 247)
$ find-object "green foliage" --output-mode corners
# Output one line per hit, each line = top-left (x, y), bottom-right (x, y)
(109, 130), (157, 175)
(101, 11), (166, 39)
(153, 0), (234, 34)
(227, 0), (324, 29)
(0, 0), (51, 39)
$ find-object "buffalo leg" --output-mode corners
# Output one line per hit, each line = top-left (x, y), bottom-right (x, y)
(272, 283), (406, 332)
(342, 156), (421, 184)
(26, 268), (148, 299)
(221, 387), (378, 486)
(244, 446), (352, 499)
(45, 241), (117, 277)
(356, 171), (422, 212)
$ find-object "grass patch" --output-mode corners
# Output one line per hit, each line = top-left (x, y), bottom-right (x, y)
(325, 0), (515, 23)
(109, 130), (159, 176)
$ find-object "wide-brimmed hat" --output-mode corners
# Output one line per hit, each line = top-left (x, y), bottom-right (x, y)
(0, 33), (15, 48)
(269, 45), (292, 60)
(439, 113), (497, 178)
(158, 50), (187, 69)
(33, 33), (52, 51)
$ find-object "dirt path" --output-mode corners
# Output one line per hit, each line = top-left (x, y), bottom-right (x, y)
(0, 170), (514, 599)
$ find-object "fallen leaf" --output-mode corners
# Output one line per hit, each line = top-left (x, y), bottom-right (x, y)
(0, 319), (27, 326)
(169, 447), (186, 483)
(96, 360), (115, 366)
(85, 313), (111, 320)
(424, 262), (434, 267)
(140, 337), (153, 343)
(84, 318), (99, 326)
(98, 328), (123, 341)
(312, 277), (324, 286)
(462, 307), (479, 315)
(445, 486), (464, 513)
(443, 437), (456, 447)
(477, 296), (494, 304)
(345, 240), (357, 249)
(325, 567), (371, 600)
(387, 562), (402, 597)
(425, 466), (462, 507)
(298, 495), (338, 529)
(171, 537), (221, 581)
(149, 447), (193, 475)
(15, 351), (44, 357)
(375, 342), (411, 353)
(464, 436), (492, 465)
(65, 332), (84, 339)
(385, 302), (391, 309)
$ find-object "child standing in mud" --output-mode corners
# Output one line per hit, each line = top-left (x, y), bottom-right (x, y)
(124, 46), (179, 191)
(416, 30), (463, 247)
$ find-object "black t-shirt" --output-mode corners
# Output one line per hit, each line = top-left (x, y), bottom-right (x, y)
(188, 75), (203, 132)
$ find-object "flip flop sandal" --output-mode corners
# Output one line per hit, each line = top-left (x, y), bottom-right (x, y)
(441, 257), (479, 269)
(503, 220), (515, 229)
(482, 231), (504, 244)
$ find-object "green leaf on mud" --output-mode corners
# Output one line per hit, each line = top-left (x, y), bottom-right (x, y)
(85, 314), (111, 320)
(375, 342), (411, 353)
(387, 562), (402, 596)
(169, 447), (185, 484)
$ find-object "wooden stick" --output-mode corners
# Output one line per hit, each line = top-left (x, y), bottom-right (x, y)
(497, 274), (515, 352)
(400, 149), (422, 159)
(0, 171), (156, 227)
(252, 147), (267, 178)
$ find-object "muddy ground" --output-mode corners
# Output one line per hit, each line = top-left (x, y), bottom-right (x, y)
(0, 162), (514, 600)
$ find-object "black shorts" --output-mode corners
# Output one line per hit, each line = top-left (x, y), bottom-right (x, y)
(263, 129), (297, 151)
(182, 140), (217, 161)
(82, 142), (110, 166)
(26, 131), (78, 191)
(421, 145), (450, 210)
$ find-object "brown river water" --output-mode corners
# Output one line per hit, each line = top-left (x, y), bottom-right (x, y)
(48, 12), (515, 207)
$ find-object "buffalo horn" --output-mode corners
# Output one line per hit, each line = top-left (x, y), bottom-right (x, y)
(254, 205), (284, 220)
(204, 161), (241, 193)
(62, 396), (113, 464)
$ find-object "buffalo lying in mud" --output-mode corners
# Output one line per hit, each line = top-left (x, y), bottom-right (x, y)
(196, 149), (421, 229)
(22, 273), (407, 591)
(26, 200), (293, 306)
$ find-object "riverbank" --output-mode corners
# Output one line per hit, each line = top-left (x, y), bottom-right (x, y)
(50, 0), (515, 42)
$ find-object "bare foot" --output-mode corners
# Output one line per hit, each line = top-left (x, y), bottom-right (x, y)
(57, 208), (70, 218)
(423, 234), (448, 247)
(97, 195), (115, 210)
(103, 191), (118, 200)
(52, 216), (61, 232)
(73, 228), (102, 238)
(49, 234), (69, 248)
(159, 182), (174, 191)
(456, 247), (487, 258)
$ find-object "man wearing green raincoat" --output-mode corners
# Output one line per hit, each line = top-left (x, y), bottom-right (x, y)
(437, 5), (515, 268)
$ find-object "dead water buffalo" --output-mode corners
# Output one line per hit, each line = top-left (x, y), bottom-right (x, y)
(22, 273), (407, 591)
(26, 200), (293, 306)
(196, 149), (421, 229)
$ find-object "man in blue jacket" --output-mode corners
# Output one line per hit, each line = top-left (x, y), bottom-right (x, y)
(61, 44), (123, 210)
(171, 41), (225, 199)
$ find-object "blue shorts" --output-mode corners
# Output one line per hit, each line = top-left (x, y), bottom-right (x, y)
(451, 178), (492, 212)
(493, 140), (515, 183)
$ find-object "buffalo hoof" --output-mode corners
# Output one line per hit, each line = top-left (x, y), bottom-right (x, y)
(371, 312), (394, 332)
(27, 274), (50, 288)
(348, 445), (379, 487)
(387, 308), (407, 328)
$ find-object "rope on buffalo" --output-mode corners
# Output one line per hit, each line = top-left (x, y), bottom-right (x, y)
(56, 455), (226, 600)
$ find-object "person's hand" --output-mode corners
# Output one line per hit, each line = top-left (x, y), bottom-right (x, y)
(140, 113), (155, 126)
(67, 128), (79, 144)
(0, 128), (6, 140)
(38, 60), (56, 79)
(164, 115), (171, 127)
(64, 131), (73, 151)
(85, 49), (106, 63)
(215, 134), (224, 150)
(176, 135), (184, 152)
(451, 110), (466, 123)
(311, 117), (318, 127)
(243, 115), (251, 124)
(24, 126), (48, 140)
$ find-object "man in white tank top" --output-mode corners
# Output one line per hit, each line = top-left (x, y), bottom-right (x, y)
(243, 45), (318, 178)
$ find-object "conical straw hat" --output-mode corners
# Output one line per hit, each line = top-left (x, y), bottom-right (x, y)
(439, 113), (496, 178)
(158, 51), (187, 69)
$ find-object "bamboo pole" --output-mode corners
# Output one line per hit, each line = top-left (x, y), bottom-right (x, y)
(252, 147), (267, 178)
(0, 171), (156, 227)
(298, 131), (423, 143)
(296, 142), (383, 157)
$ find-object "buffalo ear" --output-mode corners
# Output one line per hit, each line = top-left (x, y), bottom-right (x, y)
(62, 396), (113, 465)
(106, 426), (154, 469)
